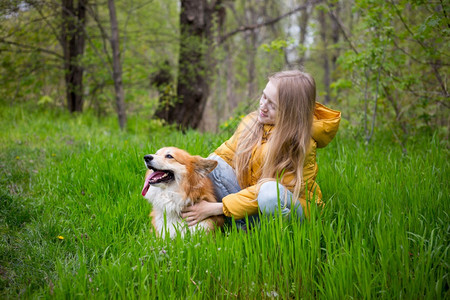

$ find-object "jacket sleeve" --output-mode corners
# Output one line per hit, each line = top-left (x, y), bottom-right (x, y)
(312, 102), (341, 148)
(222, 177), (323, 219)
(222, 185), (259, 219)
(221, 171), (298, 219)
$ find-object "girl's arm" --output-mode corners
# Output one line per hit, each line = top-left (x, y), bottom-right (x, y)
(181, 201), (224, 226)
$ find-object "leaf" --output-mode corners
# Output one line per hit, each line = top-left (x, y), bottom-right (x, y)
(38, 95), (53, 105)
(330, 79), (353, 90)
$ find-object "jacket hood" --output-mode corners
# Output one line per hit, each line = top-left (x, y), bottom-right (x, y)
(312, 102), (341, 148)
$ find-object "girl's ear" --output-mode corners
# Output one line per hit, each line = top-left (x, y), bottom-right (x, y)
(194, 158), (218, 177)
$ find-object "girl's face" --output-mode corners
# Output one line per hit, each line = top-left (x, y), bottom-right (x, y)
(258, 81), (278, 124)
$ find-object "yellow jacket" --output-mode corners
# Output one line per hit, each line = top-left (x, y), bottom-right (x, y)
(214, 102), (341, 219)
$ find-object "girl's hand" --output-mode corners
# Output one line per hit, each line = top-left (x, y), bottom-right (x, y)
(181, 201), (223, 226)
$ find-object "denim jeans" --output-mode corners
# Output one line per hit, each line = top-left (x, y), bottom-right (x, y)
(207, 154), (303, 224)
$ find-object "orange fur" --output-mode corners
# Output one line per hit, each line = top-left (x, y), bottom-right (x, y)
(142, 147), (224, 237)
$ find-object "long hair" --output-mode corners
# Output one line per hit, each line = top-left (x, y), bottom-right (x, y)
(234, 70), (316, 200)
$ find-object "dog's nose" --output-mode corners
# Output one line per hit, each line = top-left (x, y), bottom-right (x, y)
(144, 155), (153, 163)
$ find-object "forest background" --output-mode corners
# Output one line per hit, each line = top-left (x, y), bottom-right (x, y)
(1, 0), (448, 141)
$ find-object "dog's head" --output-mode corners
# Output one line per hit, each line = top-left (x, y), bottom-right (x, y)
(141, 147), (217, 197)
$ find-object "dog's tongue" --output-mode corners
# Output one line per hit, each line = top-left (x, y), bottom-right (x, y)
(141, 171), (167, 196)
(141, 176), (151, 196)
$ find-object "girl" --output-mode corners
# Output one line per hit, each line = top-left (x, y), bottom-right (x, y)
(181, 70), (341, 225)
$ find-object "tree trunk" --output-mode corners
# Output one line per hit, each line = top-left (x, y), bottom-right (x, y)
(61, 0), (88, 112)
(318, 8), (331, 104)
(156, 0), (221, 130)
(244, 2), (258, 99)
(245, 29), (258, 99)
(108, 0), (127, 130)
(298, 0), (310, 66)
(225, 42), (237, 115)
(330, 1), (340, 76)
(329, 1), (341, 103)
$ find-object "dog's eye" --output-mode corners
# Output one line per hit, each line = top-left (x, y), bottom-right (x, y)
(165, 154), (174, 159)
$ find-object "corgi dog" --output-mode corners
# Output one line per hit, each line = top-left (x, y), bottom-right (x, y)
(141, 147), (224, 238)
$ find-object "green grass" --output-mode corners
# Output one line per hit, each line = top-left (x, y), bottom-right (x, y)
(1, 103), (448, 298)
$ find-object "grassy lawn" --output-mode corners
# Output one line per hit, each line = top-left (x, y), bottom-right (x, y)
(0, 104), (448, 298)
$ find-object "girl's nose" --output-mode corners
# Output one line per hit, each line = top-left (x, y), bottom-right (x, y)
(260, 104), (268, 112)
(260, 98), (268, 110)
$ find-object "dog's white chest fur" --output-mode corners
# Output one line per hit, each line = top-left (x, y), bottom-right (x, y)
(144, 185), (210, 238)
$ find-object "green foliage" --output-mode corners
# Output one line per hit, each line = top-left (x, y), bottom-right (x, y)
(81, 0), (180, 117)
(219, 113), (245, 134)
(0, 3), (64, 106)
(261, 38), (295, 54)
(0, 103), (448, 298)
(0, 0), (179, 119)
(334, 0), (449, 139)
(0, 0), (448, 139)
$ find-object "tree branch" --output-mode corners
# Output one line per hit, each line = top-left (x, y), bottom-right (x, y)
(219, 0), (323, 44)
(85, 4), (113, 68)
(389, 0), (448, 97)
(439, 0), (450, 29)
(325, 0), (358, 54)
(47, 0), (113, 76)
(0, 38), (63, 59)
(33, 2), (64, 46)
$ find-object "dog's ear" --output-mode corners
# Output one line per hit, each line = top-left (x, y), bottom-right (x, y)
(194, 158), (218, 177)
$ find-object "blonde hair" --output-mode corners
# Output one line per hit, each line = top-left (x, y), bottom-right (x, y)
(234, 70), (316, 200)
